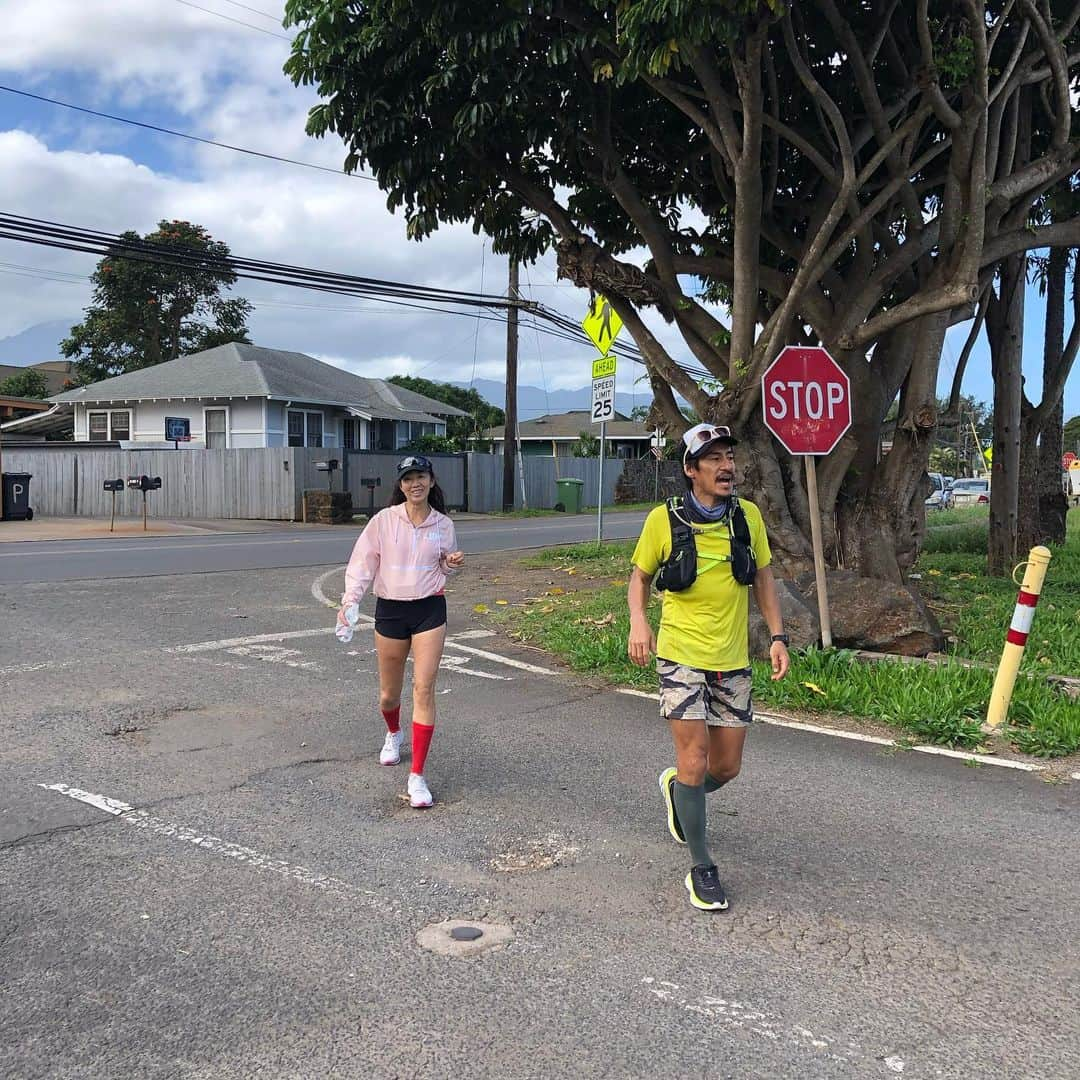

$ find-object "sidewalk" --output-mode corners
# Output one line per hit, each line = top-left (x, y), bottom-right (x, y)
(0, 516), (324, 542)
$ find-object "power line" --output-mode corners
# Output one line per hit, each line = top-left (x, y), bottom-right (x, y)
(168, 0), (291, 40)
(215, 0), (282, 23)
(0, 85), (376, 182)
(0, 211), (711, 380)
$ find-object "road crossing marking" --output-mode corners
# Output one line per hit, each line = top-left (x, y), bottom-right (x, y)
(40, 782), (365, 897)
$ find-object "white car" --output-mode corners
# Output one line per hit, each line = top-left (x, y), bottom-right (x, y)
(925, 472), (947, 509)
(948, 477), (990, 507)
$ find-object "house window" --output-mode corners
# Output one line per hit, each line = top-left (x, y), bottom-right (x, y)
(88, 410), (131, 442)
(287, 409), (324, 448)
(205, 408), (228, 450)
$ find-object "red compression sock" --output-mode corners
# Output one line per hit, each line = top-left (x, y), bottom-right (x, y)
(411, 723), (434, 775)
(381, 706), (401, 734)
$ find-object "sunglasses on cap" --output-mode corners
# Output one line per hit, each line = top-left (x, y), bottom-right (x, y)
(682, 424), (738, 460)
(397, 454), (433, 476)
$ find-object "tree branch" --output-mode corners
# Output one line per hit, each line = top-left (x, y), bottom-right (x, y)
(947, 287), (989, 413)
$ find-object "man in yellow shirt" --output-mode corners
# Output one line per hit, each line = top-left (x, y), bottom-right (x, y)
(628, 423), (790, 911)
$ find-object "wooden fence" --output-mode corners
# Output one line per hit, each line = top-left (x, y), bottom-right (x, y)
(2, 446), (620, 519)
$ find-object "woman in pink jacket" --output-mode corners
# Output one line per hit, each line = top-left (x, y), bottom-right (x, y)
(337, 455), (464, 808)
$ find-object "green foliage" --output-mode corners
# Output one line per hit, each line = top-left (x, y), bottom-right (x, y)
(573, 430), (600, 457)
(0, 368), (50, 399)
(62, 220), (251, 384)
(404, 433), (458, 454)
(1065, 414), (1080, 455)
(387, 375), (503, 446)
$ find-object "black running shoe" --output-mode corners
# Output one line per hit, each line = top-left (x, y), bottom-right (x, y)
(685, 864), (729, 911)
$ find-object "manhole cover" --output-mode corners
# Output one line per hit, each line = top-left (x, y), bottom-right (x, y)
(417, 920), (513, 958)
(450, 926), (483, 942)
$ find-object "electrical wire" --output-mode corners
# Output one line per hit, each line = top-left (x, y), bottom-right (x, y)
(0, 86), (377, 182)
(0, 211), (713, 380)
(168, 0), (291, 40)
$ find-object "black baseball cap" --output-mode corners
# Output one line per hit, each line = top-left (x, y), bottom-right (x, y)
(397, 454), (433, 477)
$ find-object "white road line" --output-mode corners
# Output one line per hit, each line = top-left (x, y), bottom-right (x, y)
(441, 638), (559, 675)
(0, 659), (77, 678)
(1072, 772), (1080, 781)
(41, 782), (361, 895)
(313, 566), (557, 674)
(614, 688), (1049, 774)
(171, 628), (334, 653)
(0, 537), (330, 559)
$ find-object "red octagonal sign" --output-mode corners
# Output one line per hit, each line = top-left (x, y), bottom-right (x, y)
(761, 346), (852, 456)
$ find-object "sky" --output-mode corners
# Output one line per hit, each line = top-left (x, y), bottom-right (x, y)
(0, 0), (1076, 422)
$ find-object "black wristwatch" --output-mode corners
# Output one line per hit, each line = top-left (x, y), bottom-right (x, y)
(771, 633), (790, 646)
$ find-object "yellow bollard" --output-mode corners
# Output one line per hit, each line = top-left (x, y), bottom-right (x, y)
(985, 546), (1053, 729)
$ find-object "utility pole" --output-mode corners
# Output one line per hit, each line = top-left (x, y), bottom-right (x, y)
(502, 256), (519, 512)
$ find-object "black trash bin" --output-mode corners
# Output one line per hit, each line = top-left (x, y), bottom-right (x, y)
(1, 472), (33, 521)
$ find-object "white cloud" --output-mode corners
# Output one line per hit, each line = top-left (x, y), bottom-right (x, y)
(0, 1), (706, 405)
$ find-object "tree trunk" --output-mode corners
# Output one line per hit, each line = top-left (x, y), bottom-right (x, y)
(986, 254), (1025, 576)
(1036, 248), (1070, 546)
(1037, 396), (1068, 545)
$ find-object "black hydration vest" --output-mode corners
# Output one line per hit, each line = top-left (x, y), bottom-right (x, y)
(654, 496), (757, 592)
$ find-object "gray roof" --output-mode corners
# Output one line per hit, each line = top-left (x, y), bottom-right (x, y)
(486, 410), (652, 440)
(50, 343), (467, 422)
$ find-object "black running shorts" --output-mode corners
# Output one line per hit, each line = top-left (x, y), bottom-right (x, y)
(374, 595), (447, 639)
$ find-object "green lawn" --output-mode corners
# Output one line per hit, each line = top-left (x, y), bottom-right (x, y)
(503, 508), (1080, 758)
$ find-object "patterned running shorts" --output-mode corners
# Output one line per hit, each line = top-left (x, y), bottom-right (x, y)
(657, 658), (754, 728)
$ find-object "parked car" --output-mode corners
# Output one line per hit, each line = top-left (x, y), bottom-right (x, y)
(948, 477), (991, 507)
(925, 471), (947, 509)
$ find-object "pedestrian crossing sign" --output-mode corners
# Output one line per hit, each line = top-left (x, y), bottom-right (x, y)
(583, 295), (623, 354)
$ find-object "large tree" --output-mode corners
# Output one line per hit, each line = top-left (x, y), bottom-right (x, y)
(286, 0), (1080, 583)
(387, 375), (504, 446)
(63, 220), (252, 384)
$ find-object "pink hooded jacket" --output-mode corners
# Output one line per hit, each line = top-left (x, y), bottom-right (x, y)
(342, 503), (458, 605)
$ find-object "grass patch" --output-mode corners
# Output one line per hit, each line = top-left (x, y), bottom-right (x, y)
(918, 507), (1080, 676)
(500, 582), (1080, 757)
(521, 541), (635, 572)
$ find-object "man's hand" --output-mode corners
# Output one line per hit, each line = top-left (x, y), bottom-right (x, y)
(628, 620), (657, 667)
(445, 550), (465, 569)
(769, 640), (790, 681)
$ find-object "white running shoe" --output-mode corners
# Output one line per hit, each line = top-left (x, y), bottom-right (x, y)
(407, 772), (433, 808)
(379, 730), (403, 766)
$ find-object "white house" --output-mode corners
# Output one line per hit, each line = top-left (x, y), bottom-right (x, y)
(2, 343), (465, 449)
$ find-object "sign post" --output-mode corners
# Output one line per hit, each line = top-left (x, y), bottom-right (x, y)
(590, 359), (616, 542)
(584, 299), (623, 542)
(761, 345), (852, 649)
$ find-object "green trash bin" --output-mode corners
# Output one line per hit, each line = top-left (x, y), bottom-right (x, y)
(555, 477), (585, 513)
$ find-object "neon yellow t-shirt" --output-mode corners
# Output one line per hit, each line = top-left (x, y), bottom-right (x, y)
(631, 499), (772, 671)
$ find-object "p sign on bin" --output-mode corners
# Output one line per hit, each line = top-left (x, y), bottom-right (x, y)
(761, 346), (851, 456)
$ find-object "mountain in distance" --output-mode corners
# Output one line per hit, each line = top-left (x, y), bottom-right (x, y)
(456, 377), (652, 421)
(0, 319), (75, 365)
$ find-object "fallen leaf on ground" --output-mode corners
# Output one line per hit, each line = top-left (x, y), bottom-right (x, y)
(801, 681), (827, 696)
(546, 587), (565, 596)
(473, 604), (490, 614)
(495, 599), (509, 606)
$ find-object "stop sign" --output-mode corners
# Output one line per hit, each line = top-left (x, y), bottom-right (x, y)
(761, 346), (852, 455)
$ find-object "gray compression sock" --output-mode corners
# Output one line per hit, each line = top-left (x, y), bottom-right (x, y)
(672, 781), (712, 867)
(704, 772), (727, 793)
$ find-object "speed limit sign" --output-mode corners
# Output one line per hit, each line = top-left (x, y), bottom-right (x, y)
(591, 375), (615, 424)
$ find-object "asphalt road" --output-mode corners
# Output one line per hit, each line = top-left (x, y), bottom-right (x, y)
(2, 563), (1078, 1078)
(0, 512), (648, 585)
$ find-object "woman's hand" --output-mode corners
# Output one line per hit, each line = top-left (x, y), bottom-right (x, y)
(445, 550), (465, 569)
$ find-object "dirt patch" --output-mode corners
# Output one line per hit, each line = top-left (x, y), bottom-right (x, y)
(490, 832), (581, 873)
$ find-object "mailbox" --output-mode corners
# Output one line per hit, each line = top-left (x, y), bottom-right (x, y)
(127, 475), (162, 492)
(103, 479), (124, 493)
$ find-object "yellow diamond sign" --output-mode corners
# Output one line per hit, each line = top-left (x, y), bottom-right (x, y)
(583, 295), (623, 354)
(592, 355), (617, 380)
